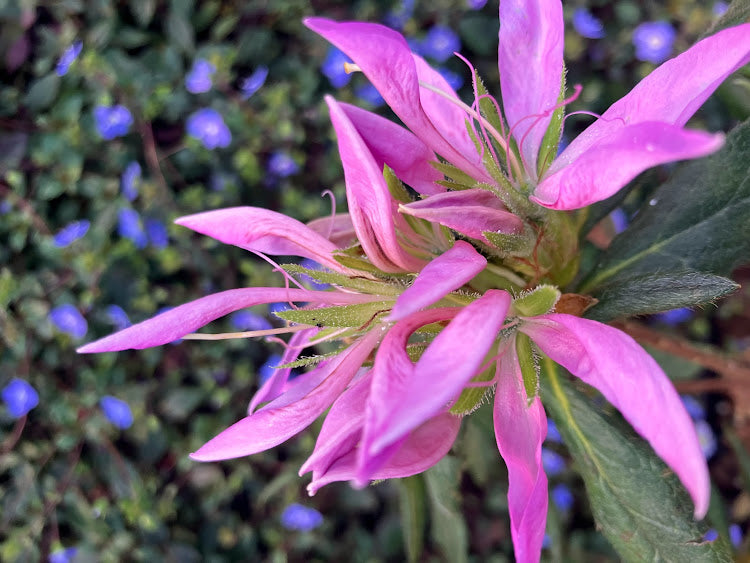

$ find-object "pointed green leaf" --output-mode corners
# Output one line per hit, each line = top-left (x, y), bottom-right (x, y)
(424, 457), (468, 563)
(585, 270), (738, 322)
(516, 332), (540, 404)
(580, 119), (750, 294)
(384, 165), (413, 203)
(282, 264), (403, 296)
(482, 230), (534, 256)
(541, 359), (732, 562)
(399, 475), (427, 563)
(536, 69), (566, 179)
(275, 301), (393, 328)
(512, 285), (561, 317)
(429, 160), (477, 187)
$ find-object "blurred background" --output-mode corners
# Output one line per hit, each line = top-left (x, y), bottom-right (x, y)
(1, 0), (749, 561)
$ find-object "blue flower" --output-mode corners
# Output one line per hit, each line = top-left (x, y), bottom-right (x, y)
(551, 484), (574, 512)
(298, 259), (330, 291)
(2, 378), (39, 418)
(121, 161), (141, 201)
(695, 419), (717, 459)
(48, 547), (78, 563)
(713, 2), (729, 17)
(93, 105), (133, 140)
(654, 307), (693, 325)
(53, 220), (90, 247)
(56, 41), (82, 76)
(572, 8), (605, 39)
(231, 310), (272, 331)
(186, 108), (231, 149)
(269, 302), (292, 319)
(50, 304), (87, 339)
(185, 58), (216, 94)
(240, 66), (269, 99)
(321, 47), (352, 88)
(0, 200), (11, 214)
(467, 0), (487, 9)
(280, 503), (323, 531)
(542, 448), (566, 476)
(106, 305), (131, 331)
(267, 151), (299, 178)
(100, 396), (134, 429)
(542, 533), (552, 549)
(729, 524), (743, 548)
(259, 354), (283, 385)
(546, 419), (563, 443)
(609, 208), (628, 234)
(420, 25), (460, 63)
(438, 67), (464, 92)
(117, 208), (148, 248)
(145, 218), (169, 249)
(681, 396), (705, 421)
(632, 21), (676, 64)
(384, 0), (414, 30)
(703, 529), (719, 542)
(355, 83), (385, 107)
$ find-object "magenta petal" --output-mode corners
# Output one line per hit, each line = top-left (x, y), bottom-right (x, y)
(339, 102), (444, 196)
(533, 122), (724, 210)
(175, 207), (351, 274)
(522, 314), (710, 518)
(304, 18), (489, 183)
(494, 338), (548, 563)
(400, 188), (523, 243)
(368, 290), (511, 455)
(555, 23), (750, 169)
(327, 96), (426, 273)
(389, 241), (487, 321)
(498, 0), (564, 175)
(77, 288), (379, 353)
(190, 329), (381, 461)
(306, 412), (460, 496)
(306, 213), (358, 248)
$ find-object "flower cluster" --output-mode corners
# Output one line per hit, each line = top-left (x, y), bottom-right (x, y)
(79, 1), (750, 561)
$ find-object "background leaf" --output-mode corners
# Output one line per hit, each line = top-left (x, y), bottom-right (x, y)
(398, 475), (426, 563)
(424, 457), (469, 563)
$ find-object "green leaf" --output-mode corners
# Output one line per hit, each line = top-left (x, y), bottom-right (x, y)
(398, 475), (427, 563)
(274, 301), (393, 328)
(424, 457), (468, 563)
(23, 74), (60, 111)
(585, 270), (738, 322)
(166, 10), (195, 54)
(128, 0), (156, 27)
(541, 359), (732, 562)
(429, 160), (477, 187)
(580, 119), (750, 294)
(281, 264), (403, 296)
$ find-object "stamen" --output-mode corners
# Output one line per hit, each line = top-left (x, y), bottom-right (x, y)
(181, 324), (312, 341)
(249, 249), (304, 309)
(344, 62), (361, 74)
(321, 189), (337, 241)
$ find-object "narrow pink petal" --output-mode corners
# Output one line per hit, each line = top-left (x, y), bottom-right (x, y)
(190, 329), (381, 461)
(389, 241), (487, 321)
(306, 213), (357, 248)
(494, 338), (548, 563)
(533, 122), (724, 210)
(553, 23), (750, 170)
(248, 327), (319, 413)
(77, 288), (380, 353)
(175, 207), (351, 274)
(368, 290), (511, 455)
(522, 314), (710, 518)
(304, 18), (490, 182)
(327, 96), (426, 273)
(498, 0), (564, 175)
(306, 412), (460, 495)
(400, 188), (523, 243)
(339, 102), (444, 195)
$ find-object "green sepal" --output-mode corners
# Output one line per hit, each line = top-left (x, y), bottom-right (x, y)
(450, 365), (494, 415)
(274, 301), (393, 328)
(276, 350), (340, 369)
(430, 160), (477, 188)
(384, 164), (413, 203)
(333, 250), (389, 276)
(515, 332), (540, 404)
(282, 264), (403, 296)
(482, 229), (535, 257)
(474, 70), (506, 154)
(512, 285), (561, 317)
(536, 67), (566, 179)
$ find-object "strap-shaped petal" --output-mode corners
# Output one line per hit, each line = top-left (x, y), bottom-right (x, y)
(533, 122), (724, 210)
(498, 0), (564, 175)
(306, 213), (357, 248)
(522, 314), (709, 518)
(339, 102), (444, 195)
(77, 288), (381, 353)
(389, 241), (486, 321)
(494, 338), (548, 563)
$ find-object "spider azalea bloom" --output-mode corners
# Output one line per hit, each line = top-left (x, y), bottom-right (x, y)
(78, 2), (750, 562)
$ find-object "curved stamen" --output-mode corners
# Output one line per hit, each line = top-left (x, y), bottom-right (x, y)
(321, 189), (337, 241)
(249, 250), (304, 310)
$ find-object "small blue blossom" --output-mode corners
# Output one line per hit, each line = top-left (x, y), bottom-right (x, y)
(704, 529), (719, 542)
(551, 484), (574, 512)
(121, 161), (141, 201)
(299, 259), (330, 291)
(56, 41), (83, 76)
(713, 2), (729, 17)
(186, 108), (231, 149)
(145, 218), (169, 249)
(0, 200), (11, 214)
(321, 47), (353, 88)
(609, 208), (629, 234)
(259, 354), (283, 385)
(53, 220), (90, 247)
(572, 8), (605, 39)
(231, 310), (272, 331)
(546, 419), (563, 443)
(542, 448), (566, 476)
(49, 547), (78, 563)
(355, 83), (385, 107)
(633, 21), (676, 64)
(406, 37), (424, 55)
(438, 67), (464, 92)
(100, 396), (133, 429)
(267, 151), (299, 178)
(2, 378), (39, 418)
(384, 0), (414, 30)
(281, 503), (323, 531)
(240, 65), (269, 99)
(106, 305), (131, 331)
(695, 419), (718, 459)
(542, 533), (552, 549)
(467, 0), (487, 8)
(185, 58), (216, 93)
(681, 396), (705, 421)
(729, 524), (743, 548)
(420, 25), (460, 63)
(50, 304), (88, 339)
(93, 105), (133, 140)
(654, 307), (693, 325)
(270, 302), (292, 318)
(117, 208), (148, 248)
